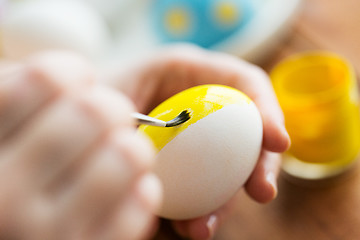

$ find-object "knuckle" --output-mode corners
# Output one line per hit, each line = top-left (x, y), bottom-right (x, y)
(249, 65), (270, 82)
(89, 151), (131, 195)
(25, 51), (93, 94)
(77, 85), (136, 127)
(111, 129), (156, 174)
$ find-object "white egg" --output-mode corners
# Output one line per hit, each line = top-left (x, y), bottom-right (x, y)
(81, 0), (133, 23)
(139, 85), (263, 220)
(0, 0), (110, 60)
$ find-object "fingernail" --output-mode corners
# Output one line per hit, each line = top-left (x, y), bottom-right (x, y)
(136, 173), (163, 212)
(266, 172), (278, 199)
(281, 126), (291, 150)
(206, 215), (218, 240)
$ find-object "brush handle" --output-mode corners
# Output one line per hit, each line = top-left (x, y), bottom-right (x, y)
(132, 112), (167, 127)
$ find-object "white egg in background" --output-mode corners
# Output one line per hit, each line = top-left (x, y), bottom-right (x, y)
(81, 0), (133, 24)
(0, 0), (111, 60)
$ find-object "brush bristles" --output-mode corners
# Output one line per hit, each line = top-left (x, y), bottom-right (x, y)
(165, 110), (191, 127)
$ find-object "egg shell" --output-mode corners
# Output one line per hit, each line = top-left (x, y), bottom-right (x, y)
(83, 0), (133, 23)
(140, 85), (263, 220)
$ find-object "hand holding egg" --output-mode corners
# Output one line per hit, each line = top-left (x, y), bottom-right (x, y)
(105, 45), (291, 239)
(140, 84), (263, 220)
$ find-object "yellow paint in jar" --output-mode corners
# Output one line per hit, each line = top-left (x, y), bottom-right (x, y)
(271, 52), (360, 179)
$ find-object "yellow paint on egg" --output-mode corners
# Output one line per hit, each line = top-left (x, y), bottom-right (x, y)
(139, 84), (252, 151)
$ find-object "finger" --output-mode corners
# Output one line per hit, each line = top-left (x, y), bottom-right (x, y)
(52, 127), (157, 238)
(172, 193), (237, 240)
(244, 150), (282, 203)
(0, 64), (54, 141)
(54, 128), (156, 222)
(3, 84), (135, 187)
(172, 214), (218, 240)
(232, 65), (291, 153)
(88, 174), (162, 240)
(0, 60), (21, 80)
(0, 51), (93, 141)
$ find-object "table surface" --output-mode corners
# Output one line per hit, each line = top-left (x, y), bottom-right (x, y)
(154, 0), (360, 239)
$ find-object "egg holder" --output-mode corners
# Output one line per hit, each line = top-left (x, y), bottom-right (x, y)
(112, 0), (303, 63)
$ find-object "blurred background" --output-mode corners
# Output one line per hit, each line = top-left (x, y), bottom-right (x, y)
(2, 0), (360, 239)
(0, 0), (301, 64)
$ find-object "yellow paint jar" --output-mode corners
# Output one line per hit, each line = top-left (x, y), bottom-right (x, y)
(271, 52), (360, 179)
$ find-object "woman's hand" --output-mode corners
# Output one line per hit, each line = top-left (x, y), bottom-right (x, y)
(104, 45), (290, 240)
(0, 52), (162, 240)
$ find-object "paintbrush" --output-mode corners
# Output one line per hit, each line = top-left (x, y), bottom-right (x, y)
(133, 110), (191, 127)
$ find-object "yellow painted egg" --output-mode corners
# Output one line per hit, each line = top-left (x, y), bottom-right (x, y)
(139, 84), (263, 220)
